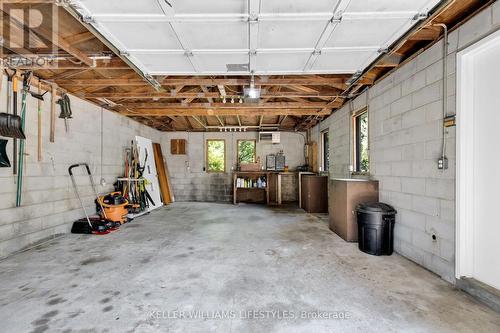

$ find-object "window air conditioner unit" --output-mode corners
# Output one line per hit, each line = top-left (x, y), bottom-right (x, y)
(259, 132), (280, 144)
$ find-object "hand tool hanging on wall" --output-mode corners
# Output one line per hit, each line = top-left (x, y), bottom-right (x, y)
(0, 139), (10, 168)
(57, 93), (72, 133)
(50, 84), (56, 142)
(16, 71), (32, 207)
(0, 70), (26, 174)
(0, 69), (11, 168)
(31, 83), (48, 162)
(12, 74), (19, 174)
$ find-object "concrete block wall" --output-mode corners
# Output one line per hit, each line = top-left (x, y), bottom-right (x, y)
(0, 77), (161, 258)
(160, 131), (306, 202)
(311, 3), (500, 283)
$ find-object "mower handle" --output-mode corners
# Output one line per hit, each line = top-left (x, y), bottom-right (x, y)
(68, 163), (91, 176)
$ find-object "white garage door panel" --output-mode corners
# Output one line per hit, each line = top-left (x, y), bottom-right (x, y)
(326, 18), (409, 48)
(133, 53), (194, 74)
(80, 0), (162, 15)
(261, 0), (340, 14)
(256, 53), (311, 73)
(104, 22), (182, 50)
(346, 0), (438, 13)
(71, 0), (442, 75)
(312, 50), (374, 72)
(197, 53), (250, 73)
(259, 21), (328, 49)
(172, 0), (247, 15)
(178, 22), (248, 50)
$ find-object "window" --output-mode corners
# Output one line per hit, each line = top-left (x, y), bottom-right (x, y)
(353, 110), (369, 173)
(321, 130), (330, 172)
(206, 140), (225, 173)
(237, 140), (256, 164)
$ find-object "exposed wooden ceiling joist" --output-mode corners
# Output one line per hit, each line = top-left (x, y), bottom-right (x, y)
(122, 109), (331, 117)
(119, 102), (340, 110)
(78, 91), (343, 99)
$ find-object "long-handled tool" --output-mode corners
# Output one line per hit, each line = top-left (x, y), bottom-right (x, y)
(37, 82), (43, 161)
(0, 69), (10, 168)
(12, 74), (19, 174)
(15, 72), (31, 207)
(69, 163), (119, 235)
(0, 70), (25, 172)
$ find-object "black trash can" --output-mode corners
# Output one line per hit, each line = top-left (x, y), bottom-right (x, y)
(356, 202), (397, 256)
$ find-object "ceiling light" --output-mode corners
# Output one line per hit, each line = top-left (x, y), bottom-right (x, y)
(231, 98), (235, 104)
(244, 72), (261, 102)
(239, 98), (243, 104)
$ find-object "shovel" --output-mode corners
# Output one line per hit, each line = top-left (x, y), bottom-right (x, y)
(0, 113), (26, 139)
(0, 71), (25, 141)
(0, 139), (10, 168)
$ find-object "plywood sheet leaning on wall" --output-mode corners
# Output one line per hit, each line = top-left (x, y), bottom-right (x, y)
(153, 143), (174, 204)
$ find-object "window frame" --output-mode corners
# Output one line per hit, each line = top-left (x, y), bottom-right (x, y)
(206, 139), (226, 173)
(352, 109), (370, 174)
(321, 130), (330, 172)
(237, 139), (257, 164)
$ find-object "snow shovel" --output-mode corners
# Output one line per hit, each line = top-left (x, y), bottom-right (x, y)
(0, 70), (25, 140)
(0, 112), (26, 139)
(0, 139), (10, 168)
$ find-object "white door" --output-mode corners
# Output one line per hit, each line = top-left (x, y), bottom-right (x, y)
(135, 136), (163, 211)
(457, 30), (500, 289)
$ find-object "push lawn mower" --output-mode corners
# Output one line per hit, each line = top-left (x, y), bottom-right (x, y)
(69, 163), (120, 235)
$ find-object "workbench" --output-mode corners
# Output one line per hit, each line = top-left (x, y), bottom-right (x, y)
(233, 171), (302, 205)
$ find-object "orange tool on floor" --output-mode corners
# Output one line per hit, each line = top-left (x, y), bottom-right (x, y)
(98, 192), (129, 224)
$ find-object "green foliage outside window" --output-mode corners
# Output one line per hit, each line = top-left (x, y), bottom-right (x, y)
(238, 140), (256, 164)
(207, 140), (225, 172)
(358, 112), (369, 173)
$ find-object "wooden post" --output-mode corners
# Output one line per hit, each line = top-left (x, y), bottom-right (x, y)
(50, 84), (56, 143)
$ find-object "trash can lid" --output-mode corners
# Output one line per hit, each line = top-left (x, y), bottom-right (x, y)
(357, 202), (397, 214)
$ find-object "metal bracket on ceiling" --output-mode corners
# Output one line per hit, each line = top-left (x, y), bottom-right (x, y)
(378, 47), (390, 54)
(248, 15), (259, 23)
(413, 12), (428, 21)
(346, 70), (363, 86)
(312, 49), (322, 56)
(81, 15), (95, 24)
(145, 74), (162, 90)
(331, 11), (343, 23)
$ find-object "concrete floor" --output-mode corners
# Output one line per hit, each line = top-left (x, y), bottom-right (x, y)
(0, 202), (498, 333)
